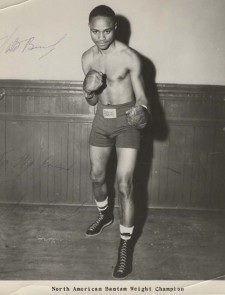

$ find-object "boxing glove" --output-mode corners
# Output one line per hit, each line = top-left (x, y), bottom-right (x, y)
(83, 70), (103, 94)
(126, 105), (149, 129)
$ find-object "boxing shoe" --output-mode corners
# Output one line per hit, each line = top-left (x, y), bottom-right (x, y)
(86, 209), (113, 236)
(113, 238), (133, 279)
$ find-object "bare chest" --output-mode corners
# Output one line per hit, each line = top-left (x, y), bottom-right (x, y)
(90, 55), (129, 82)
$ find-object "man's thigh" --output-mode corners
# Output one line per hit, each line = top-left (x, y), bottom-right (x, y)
(90, 145), (112, 172)
(116, 148), (138, 178)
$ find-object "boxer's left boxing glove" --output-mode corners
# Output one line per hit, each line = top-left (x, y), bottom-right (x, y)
(126, 105), (150, 129)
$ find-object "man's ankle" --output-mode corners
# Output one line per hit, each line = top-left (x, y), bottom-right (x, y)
(95, 196), (109, 213)
(120, 224), (134, 240)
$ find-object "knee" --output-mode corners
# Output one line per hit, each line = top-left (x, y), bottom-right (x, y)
(117, 176), (133, 198)
(90, 168), (105, 184)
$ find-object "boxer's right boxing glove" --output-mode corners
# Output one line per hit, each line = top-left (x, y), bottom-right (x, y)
(83, 70), (103, 95)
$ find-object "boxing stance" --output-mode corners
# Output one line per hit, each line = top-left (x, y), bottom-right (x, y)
(82, 5), (150, 279)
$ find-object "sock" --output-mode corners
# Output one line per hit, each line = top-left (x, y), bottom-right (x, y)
(120, 224), (134, 240)
(95, 197), (108, 212)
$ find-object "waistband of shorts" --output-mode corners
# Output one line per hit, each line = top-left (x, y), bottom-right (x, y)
(97, 101), (135, 116)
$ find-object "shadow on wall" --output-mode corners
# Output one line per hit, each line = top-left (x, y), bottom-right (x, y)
(107, 15), (169, 245)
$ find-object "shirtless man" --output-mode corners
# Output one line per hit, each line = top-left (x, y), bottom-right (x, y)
(81, 5), (149, 279)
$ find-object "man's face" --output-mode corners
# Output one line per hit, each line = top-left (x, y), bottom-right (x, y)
(89, 16), (117, 50)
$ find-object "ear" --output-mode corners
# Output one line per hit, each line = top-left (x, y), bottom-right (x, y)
(114, 22), (117, 30)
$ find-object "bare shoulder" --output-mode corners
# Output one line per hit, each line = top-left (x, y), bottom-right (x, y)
(116, 42), (141, 68)
(81, 46), (96, 74)
(81, 46), (92, 60)
(125, 48), (141, 69)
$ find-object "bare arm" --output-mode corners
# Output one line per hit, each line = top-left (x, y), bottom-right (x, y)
(81, 51), (99, 106)
(81, 51), (90, 75)
(129, 51), (149, 108)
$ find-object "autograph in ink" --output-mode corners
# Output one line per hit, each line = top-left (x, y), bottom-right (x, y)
(0, 28), (67, 59)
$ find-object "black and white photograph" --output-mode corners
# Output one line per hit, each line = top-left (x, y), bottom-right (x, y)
(0, 0), (225, 294)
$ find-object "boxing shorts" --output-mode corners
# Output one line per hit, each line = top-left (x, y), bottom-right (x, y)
(89, 101), (141, 149)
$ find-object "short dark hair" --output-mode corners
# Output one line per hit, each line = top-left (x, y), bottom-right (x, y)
(89, 5), (116, 23)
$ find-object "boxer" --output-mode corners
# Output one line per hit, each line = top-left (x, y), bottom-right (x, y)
(81, 5), (150, 279)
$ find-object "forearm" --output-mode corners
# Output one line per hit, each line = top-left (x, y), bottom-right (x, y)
(135, 96), (149, 108)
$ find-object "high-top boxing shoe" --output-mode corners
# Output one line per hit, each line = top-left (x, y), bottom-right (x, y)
(86, 209), (113, 236)
(113, 238), (133, 279)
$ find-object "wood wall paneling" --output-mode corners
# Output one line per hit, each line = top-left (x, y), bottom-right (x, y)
(0, 80), (224, 210)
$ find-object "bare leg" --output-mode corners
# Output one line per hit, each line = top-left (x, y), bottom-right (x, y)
(113, 147), (138, 279)
(89, 145), (112, 202)
(116, 147), (138, 227)
(86, 145), (113, 236)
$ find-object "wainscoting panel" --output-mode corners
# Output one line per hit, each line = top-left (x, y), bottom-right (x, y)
(0, 80), (224, 210)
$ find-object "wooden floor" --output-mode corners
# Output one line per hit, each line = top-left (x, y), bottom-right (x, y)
(0, 204), (225, 280)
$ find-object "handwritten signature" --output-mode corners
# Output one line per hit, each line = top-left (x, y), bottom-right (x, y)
(0, 28), (67, 59)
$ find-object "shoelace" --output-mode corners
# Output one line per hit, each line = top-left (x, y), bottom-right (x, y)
(117, 240), (128, 272)
(89, 213), (104, 231)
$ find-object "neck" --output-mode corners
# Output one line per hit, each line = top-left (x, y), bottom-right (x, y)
(98, 41), (116, 55)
